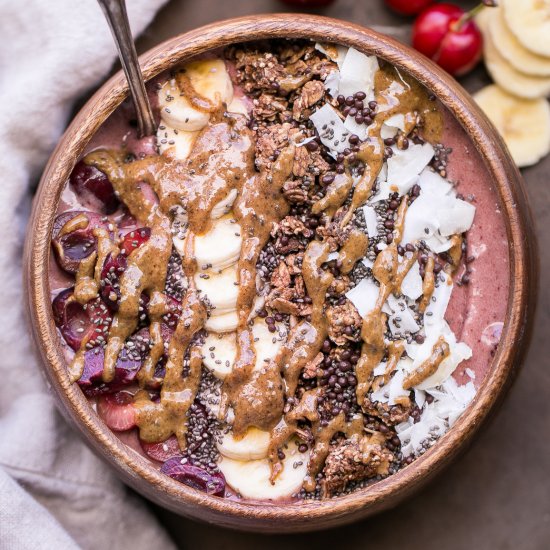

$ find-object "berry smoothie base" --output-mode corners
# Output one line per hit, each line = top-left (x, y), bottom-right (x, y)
(49, 39), (509, 503)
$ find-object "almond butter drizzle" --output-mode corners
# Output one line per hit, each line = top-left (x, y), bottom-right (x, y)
(403, 336), (450, 390)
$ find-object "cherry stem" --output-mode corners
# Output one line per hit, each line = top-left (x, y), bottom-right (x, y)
(451, 1), (497, 32)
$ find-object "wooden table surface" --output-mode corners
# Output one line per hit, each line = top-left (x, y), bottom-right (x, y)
(134, 1), (550, 548)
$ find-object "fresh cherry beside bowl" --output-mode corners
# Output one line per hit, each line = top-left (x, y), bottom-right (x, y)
(412, 3), (483, 76)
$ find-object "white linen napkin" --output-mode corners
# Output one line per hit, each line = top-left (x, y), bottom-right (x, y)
(0, 1), (177, 548)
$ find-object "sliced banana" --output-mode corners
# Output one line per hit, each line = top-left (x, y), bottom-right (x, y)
(183, 59), (233, 107)
(157, 122), (199, 161)
(202, 318), (287, 378)
(158, 59), (234, 133)
(202, 331), (236, 379)
(484, 32), (550, 99)
(194, 217), (242, 271)
(158, 80), (210, 132)
(253, 317), (287, 365)
(211, 189), (238, 220)
(218, 439), (309, 501)
(502, 0), (550, 58)
(205, 310), (239, 333)
(195, 263), (239, 314)
(489, 8), (550, 77)
(217, 427), (271, 461)
(474, 84), (550, 167)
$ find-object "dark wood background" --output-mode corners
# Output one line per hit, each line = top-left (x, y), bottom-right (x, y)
(130, 1), (549, 547)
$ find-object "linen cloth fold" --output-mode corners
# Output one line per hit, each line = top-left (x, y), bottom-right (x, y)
(0, 1), (176, 548)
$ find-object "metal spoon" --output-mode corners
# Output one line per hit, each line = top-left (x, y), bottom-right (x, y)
(97, 0), (156, 137)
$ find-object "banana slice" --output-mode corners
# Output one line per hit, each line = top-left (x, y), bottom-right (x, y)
(184, 59), (233, 107)
(218, 439), (309, 501)
(195, 263), (239, 314)
(202, 318), (287, 379)
(205, 310), (239, 333)
(194, 217), (242, 271)
(217, 427), (271, 461)
(202, 331), (236, 379)
(158, 59), (234, 133)
(157, 123), (199, 161)
(158, 80), (210, 132)
(489, 8), (550, 77)
(474, 84), (550, 167)
(502, 0), (550, 58)
(211, 190), (238, 220)
(484, 32), (550, 99)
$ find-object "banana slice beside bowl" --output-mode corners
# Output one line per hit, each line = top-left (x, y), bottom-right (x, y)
(488, 8), (550, 77)
(474, 84), (550, 167)
(218, 439), (310, 501)
(483, 32), (550, 99)
(502, 0), (550, 58)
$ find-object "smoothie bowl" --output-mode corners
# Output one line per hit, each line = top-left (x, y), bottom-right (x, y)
(25, 15), (536, 532)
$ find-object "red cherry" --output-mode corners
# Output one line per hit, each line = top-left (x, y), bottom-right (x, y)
(384, 0), (433, 16)
(97, 391), (136, 431)
(279, 0), (335, 6)
(141, 435), (181, 462)
(412, 3), (483, 76)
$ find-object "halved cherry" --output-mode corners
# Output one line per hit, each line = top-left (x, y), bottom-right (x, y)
(160, 458), (226, 496)
(77, 324), (173, 395)
(97, 391), (136, 431)
(52, 211), (111, 274)
(120, 227), (151, 255)
(141, 435), (181, 462)
(78, 345), (142, 396)
(69, 160), (119, 214)
(98, 228), (151, 312)
(99, 253), (128, 311)
(52, 288), (112, 351)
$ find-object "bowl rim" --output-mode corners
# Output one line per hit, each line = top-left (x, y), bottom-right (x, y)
(25, 14), (537, 532)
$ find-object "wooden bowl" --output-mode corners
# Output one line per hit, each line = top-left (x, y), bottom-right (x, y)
(24, 14), (537, 532)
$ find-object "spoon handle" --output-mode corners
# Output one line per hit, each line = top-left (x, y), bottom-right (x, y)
(97, 0), (156, 137)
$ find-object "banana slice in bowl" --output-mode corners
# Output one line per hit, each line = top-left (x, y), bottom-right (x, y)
(219, 439), (310, 501)
(217, 427), (271, 461)
(194, 217), (242, 271)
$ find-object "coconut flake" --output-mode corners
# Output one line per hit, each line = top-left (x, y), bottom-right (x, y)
(437, 199), (476, 236)
(310, 104), (349, 157)
(418, 167), (454, 197)
(315, 42), (348, 68)
(338, 48), (379, 100)
(344, 114), (369, 140)
(385, 294), (420, 336)
(380, 113), (406, 140)
(424, 272), (453, 335)
(361, 205), (379, 238)
(397, 374), (475, 457)
(324, 70), (340, 97)
(386, 142), (435, 195)
(345, 277), (379, 317)
(400, 192), (440, 245)
(361, 256), (374, 269)
(400, 260), (423, 300)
